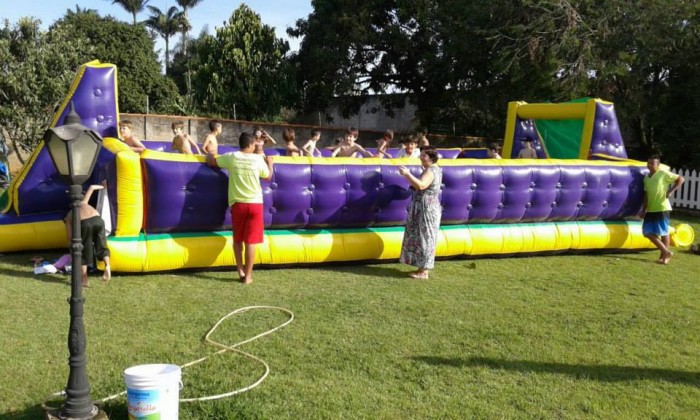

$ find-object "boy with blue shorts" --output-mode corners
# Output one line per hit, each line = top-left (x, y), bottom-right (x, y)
(641, 155), (684, 265)
(207, 132), (274, 284)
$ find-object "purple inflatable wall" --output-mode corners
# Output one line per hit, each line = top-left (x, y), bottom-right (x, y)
(10, 63), (118, 216)
(140, 157), (645, 234)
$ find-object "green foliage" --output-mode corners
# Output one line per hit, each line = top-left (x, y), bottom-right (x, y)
(52, 10), (182, 114)
(192, 4), (296, 121)
(0, 18), (92, 157)
(109, 0), (151, 24)
(290, 0), (700, 166)
(144, 5), (187, 74)
(176, 0), (205, 56)
(1, 215), (699, 418)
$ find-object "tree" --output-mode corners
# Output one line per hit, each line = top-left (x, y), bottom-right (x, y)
(53, 9), (182, 114)
(192, 4), (296, 120)
(108, 0), (150, 24)
(145, 5), (187, 74)
(169, 27), (209, 114)
(176, 0), (205, 56)
(290, 0), (700, 165)
(0, 18), (92, 162)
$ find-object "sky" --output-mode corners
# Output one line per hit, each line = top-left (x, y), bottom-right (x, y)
(0, 0), (313, 53)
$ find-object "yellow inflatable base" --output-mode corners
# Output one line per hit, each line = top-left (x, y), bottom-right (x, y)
(106, 221), (654, 272)
(0, 220), (67, 252)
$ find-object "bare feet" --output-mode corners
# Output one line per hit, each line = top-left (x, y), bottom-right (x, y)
(658, 251), (673, 265)
(82, 280), (90, 288)
(102, 265), (111, 282)
(238, 269), (246, 279)
(409, 271), (429, 279)
(242, 276), (252, 285)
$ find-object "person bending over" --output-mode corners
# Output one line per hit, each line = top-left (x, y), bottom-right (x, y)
(64, 184), (111, 287)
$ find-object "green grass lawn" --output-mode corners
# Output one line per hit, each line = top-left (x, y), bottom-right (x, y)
(1, 216), (699, 419)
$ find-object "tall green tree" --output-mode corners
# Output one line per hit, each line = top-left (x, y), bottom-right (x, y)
(0, 18), (92, 162)
(145, 5), (187, 74)
(192, 4), (296, 120)
(169, 27), (209, 114)
(53, 9), (182, 114)
(176, 0), (205, 56)
(108, 0), (150, 24)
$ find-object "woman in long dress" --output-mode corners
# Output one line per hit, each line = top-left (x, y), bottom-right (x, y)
(398, 148), (442, 279)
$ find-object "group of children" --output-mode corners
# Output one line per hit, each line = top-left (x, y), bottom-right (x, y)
(118, 120), (441, 160)
(119, 119), (541, 161)
(287, 126), (430, 159)
(118, 119), (223, 155)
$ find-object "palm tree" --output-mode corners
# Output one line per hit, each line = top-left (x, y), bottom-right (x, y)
(177, 0), (205, 56)
(145, 5), (187, 74)
(109, 0), (150, 24)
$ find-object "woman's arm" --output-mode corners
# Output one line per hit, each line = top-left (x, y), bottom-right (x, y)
(399, 166), (435, 190)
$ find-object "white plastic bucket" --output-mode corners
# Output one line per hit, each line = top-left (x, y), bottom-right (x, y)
(124, 364), (182, 419)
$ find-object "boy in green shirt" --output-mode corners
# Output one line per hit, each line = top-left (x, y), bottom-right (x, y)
(207, 132), (274, 284)
(641, 155), (684, 265)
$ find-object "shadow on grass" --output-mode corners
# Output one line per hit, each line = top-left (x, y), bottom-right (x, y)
(0, 405), (45, 420)
(0, 267), (69, 285)
(1, 401), (125, 420)
(412, 356), (700, 386)
(318, 264), (408, 279)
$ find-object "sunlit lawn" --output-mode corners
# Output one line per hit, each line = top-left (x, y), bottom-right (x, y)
(0, 215), (698, 419)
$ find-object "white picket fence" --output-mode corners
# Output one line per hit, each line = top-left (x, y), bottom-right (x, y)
(670, 168), (700, 210)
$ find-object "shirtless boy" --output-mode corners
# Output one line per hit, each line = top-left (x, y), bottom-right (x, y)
(118, 120), (146, 153)
(283, 128), (301, 156)
(201, 120), (222, 155)
(302, 129), (322, 157)
(171, 121), (201, 154)
(332, 127), (373, 158)
(376, 129), (394, 158)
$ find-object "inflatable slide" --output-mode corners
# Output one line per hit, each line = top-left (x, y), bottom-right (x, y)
(0, 61), (657, 272)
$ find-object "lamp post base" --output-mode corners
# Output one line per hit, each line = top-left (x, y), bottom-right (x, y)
(45, 404), (108, 420)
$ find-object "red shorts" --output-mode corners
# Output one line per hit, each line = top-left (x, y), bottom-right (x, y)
(231, 203), (264, 244)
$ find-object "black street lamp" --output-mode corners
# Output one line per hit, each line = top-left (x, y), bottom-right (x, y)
(43, 103), (107, 419)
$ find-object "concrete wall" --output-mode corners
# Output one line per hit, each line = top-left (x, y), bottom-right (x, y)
(121, 112), (487, 150)
(122, 113), (412, 149)
(295, 95), (418, 134)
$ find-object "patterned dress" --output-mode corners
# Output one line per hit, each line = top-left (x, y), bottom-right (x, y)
(400, 165), (443, 269)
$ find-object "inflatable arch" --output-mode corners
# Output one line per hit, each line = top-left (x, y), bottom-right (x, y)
(0, 61), (657, 272)
(503, 98), (628, 160)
